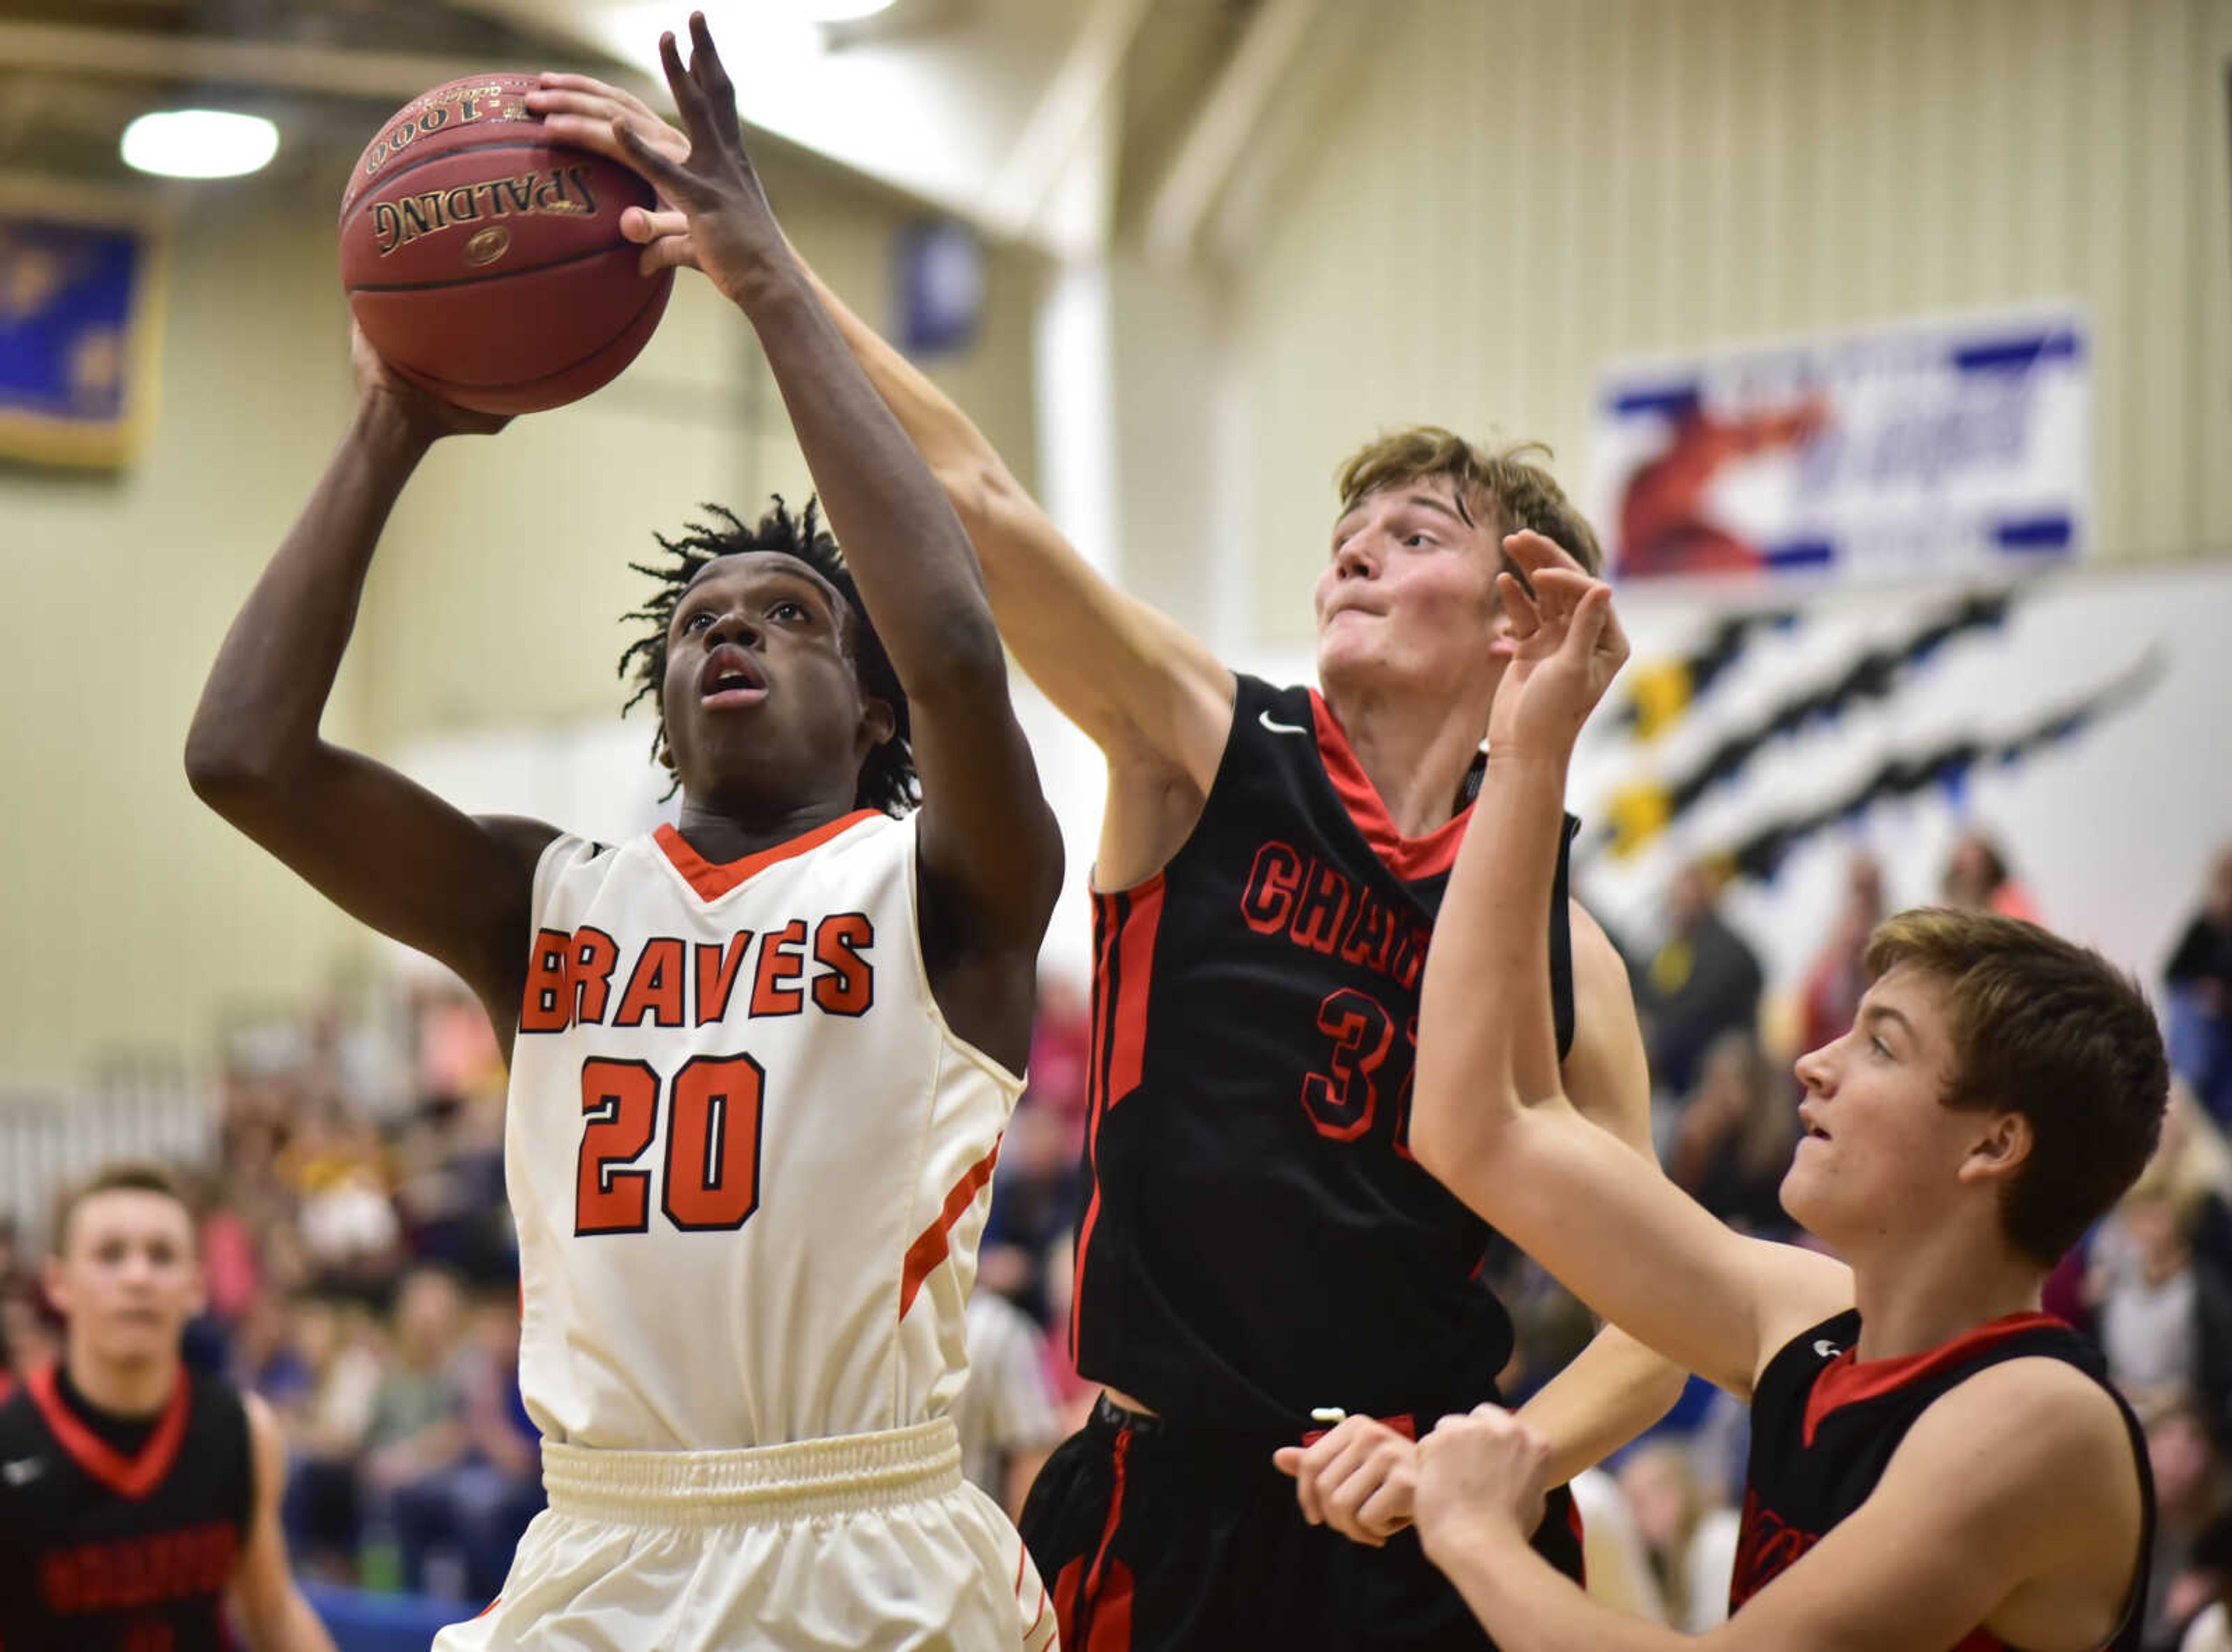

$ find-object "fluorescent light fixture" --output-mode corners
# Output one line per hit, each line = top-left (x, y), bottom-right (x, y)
(789, 0), (899, 18)
(120, 110), (279, 179)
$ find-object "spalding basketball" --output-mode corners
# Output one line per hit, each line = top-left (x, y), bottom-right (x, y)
(339, 74), (674, 415)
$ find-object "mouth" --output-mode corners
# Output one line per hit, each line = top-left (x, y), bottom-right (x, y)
(1797, 1106), (1830, 1145)
(699, 645), (768, 709)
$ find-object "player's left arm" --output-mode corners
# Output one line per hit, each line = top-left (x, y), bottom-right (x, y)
(1506, 904), (1689, 1485)
(227, 1393), (339, 1652)
(603, 17), (1062, 1068)
(1415, 1358), (2144, 1652)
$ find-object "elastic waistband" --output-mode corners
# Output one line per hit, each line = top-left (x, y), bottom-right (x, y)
(541, 1416), (963, 1527)
(1090, 1393), (1479, 1456)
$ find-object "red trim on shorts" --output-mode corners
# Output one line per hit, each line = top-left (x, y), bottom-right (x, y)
(1300, 1411), (1417, 1448)
(1051, 1425), (1135, 1652)
(26, 1363), (191, 1500)
(475, 1596), (503, 1619)
(899, 1136), (1004, 1316)
(1802, 1312), (2068, 1448)
(653, 810), (877, 902)
(1308, 691), (1472, 882)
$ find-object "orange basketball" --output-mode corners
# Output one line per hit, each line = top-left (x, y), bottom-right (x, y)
(338, 74), (674, 415)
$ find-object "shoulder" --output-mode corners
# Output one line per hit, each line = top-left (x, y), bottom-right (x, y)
(238, 1388), (287, 1496)
(1897, 1354), (2138, 1522)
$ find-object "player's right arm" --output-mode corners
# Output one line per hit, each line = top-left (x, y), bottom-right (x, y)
(528, 73), (1234, 883)
(1408, 540), (1848, 1399)
(185, 332), (558, 1040)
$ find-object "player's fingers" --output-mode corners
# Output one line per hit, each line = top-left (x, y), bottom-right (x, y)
(1355, 1479), (1413, 1536)
(620, 206), (689, 244)
(1504, 528), (1582, 574)
(658, 30), (714, 147)
(637, 233), (699, 280)
(1496, 571), (1541, 638)
(687, 13), (742, 137)
(612, 119), (693, 197)
(1271, 1446), (1304, 1478)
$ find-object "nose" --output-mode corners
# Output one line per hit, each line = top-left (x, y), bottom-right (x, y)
(707, 610), (760, 649)
(1332, 531), (1379, 581)
(1793, 1042), (1833, 1096)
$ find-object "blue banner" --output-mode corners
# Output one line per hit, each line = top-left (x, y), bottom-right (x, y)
(0, 215), (152, 467)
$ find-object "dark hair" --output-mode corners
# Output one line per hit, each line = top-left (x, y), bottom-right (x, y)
(1865, 908), (2170, 1268)
(617, 498), (917, 815)
(51, 1161), (197, 1257)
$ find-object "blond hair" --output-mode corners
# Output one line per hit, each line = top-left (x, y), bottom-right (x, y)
(1335, 425), (1603, 575)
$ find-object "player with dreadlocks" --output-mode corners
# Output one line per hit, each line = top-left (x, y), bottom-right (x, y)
(188, 18), (1065, 1648)
(617, 496), (916, 815)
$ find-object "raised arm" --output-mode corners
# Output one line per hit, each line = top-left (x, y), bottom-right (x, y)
(1407, 538), (1847, 1400)
(184, 334), (557, 1046)
(227, 1393), (341, 1652)
(527, 71), (1235, 828)
(604, 18), (1062, 1061)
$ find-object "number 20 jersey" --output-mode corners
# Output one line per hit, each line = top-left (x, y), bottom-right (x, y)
(507, 809), (1024, 1452)
(1071, 675), (1576, 1431)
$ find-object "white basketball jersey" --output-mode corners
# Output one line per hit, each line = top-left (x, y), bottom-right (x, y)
(505, 809), (1024, 1451)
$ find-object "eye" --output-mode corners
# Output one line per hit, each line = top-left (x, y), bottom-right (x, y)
(681, 610), (714, 634)
(770, 598), (809, 623)
(1404, 532), (1433, 548)
(1869, 1036), (1894, 1060)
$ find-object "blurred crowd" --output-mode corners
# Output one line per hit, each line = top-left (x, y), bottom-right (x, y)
(0, 832), (2229, 1643)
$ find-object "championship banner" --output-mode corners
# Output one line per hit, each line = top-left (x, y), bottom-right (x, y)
(1591, 308), (2089, 582)
(0, 209), (159, 468)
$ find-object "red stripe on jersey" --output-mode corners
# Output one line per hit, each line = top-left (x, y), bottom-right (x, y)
(1307, 691), (1472, 882)
(899, 1137), (1004, 1317)
(1070, 891), (1127, 1364)
(1053, 1424), (1135, 1651)
(654, 810), (878, 902)
(26, 1363), (192, 1500)
(1802, 1312), (2069, 1449)
(1104, 878), (1164, 1104)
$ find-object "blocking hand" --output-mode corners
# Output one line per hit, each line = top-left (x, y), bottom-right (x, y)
(1485, 531), (1629, 761)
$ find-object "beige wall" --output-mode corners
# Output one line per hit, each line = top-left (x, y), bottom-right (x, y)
(1, 156), (1038, 1087)
(1232, 0), (2232, 647)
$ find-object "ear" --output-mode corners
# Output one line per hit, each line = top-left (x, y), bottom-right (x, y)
(1956, 1111), (2034, 1189)
(859, 696), (896, 750)
(41, 1254), (69, 1319)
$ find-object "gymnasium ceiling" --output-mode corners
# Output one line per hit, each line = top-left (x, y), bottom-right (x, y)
(0, 0), (1349, 260)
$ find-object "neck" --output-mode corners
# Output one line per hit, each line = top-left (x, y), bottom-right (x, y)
(673, 791), (856, 864)
(1320, 677), (1491, 839)
(1845, 1226), (2047, 1362)
(63, 1343), (179, 1419)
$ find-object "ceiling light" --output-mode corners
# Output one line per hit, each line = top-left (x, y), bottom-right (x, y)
(783, 0), (899, 20)
(120, 110), (279, 180)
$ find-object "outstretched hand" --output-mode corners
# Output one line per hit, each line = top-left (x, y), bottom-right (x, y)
(550, 14), (792, 308)
(349, 322), (509, 442)
(1485, 531), (1629, 761)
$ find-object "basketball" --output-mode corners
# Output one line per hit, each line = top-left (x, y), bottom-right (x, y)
(338, 74), (673, 414)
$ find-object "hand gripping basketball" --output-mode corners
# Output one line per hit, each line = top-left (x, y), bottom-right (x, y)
(587, 15), (795, 310)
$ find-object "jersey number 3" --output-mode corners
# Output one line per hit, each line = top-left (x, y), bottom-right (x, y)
(575, 1054), (766, 1235)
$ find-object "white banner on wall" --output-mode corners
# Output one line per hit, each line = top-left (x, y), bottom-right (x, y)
(1590, 307), (2090, 584)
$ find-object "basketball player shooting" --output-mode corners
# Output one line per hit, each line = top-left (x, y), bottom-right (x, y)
(0, 1164), (337, 1652)
(1402, 537), (2160, 1651)
(188, 17), (1064, 1649)
(528, 66), (1686, 1652)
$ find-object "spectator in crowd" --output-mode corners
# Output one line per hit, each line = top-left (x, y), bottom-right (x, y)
(978, 1094), (1081, 1329)
(1615, 1441), (1741, 1632)
(2178, 1507), (2232, 1652)
(1795, 851), (1883, 1054)
(357, 1267), (473, 1587)
(953, 1288), (1065, 1521)
(277, 1297), (387, 1581)
(2169, 845), (2232, 1125)
(1666, 1032), (1795, 1239)
(2145, 1399), (2230, 1652)
(390, 1289), (543, 1601)
(1633, 860), (1763, 1100)
(1940, 826), (2043, 923)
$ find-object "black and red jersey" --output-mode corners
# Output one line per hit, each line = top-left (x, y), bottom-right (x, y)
(0, 1363), (254, 1652)
(1735, 1308), (2152, 1650)
(1071, 675), (1575, 1430)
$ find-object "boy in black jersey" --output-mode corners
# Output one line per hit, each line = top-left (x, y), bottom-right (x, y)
(0, 1163), (335, 1652)
(1400, 541), (2161, 1652)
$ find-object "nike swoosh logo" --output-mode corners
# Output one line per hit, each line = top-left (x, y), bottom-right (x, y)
(1259, 709), (1309, 736)
(2, 1458), (44, 1485)
(1814, 1340), (1843, 1359)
